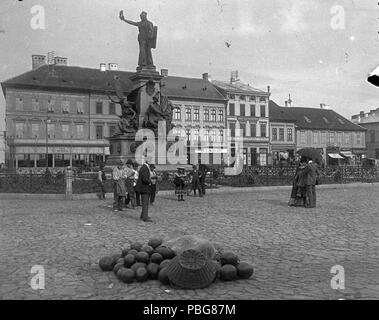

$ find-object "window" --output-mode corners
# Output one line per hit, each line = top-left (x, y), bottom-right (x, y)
(32, 98), (39, 111)
(260, 123), (267, 137)
(260, 105), (266, 117)
(229, 103), (235, 116)
(186, 129), (191, 141)
(313, 131), (318, 144)
(31, 123), (40, 138)
(62, 124), (70, 139)
(229, 94), (235, 100)
(337, 132), (343, 145)
(250, 105), (256, 117)
(304, 116), (312, 123)
(96, 126), (103, 139)
(370, 130), (375, 143)
(321, 132), (327, 144)
(76, 124), (84, 138)
(272, 128), (278, 141)
(279, 128), (284, 141)
(239, 123), (246, 136)
(260, 97), (266, 102)
(193, 129), (199, 141)
(96, 101), (103, 114)
(323, 117), (330, 124)
(204, 129), (210, 141)
(16, 97), (23, 110)
(204, 109), (210, 121)
(47, 99), (55, 113)
(219, 129), (224, 142)
(210, 109), (216, 121)
(250, 96), (256, 102)
(218, 110), (224, 122)
(337, 118), (345, 125)
(240, 95), (246, 101)
(15, 122), (24, 138)
(287, 128), (293, 141)
(109, 102), (116, 115)
(62, 100), (70, 113)
(229, 123), (235, 137)
(210, 130), (216, 142)
(250, 123), (256, 137)
(300, 131), (306, 144)
(77, 101), (84, 114)
(356, 132), (361, 145)
(194, 108), (200, 121)
(173, 107), (181, 120)
(240, 104), (245, 117)
(345, 133), (350, 144)
(329, 132), (335, 144)
(185, 107), (191, 121)
(47, 123), (55, 138)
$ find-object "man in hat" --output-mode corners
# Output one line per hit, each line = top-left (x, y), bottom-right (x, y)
(124, 159), (137, 209)
(191, 164), (203, 197)
(112, 160), (127, 211)
(134, 156), (153, 222)
(149, 164), (158, 204)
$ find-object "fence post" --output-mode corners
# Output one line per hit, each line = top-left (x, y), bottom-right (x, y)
(65, 167), (73, 200)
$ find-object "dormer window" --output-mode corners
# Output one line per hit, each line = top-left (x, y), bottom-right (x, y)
(323, 117), (330, 124)
(62, 100), (70, 113)
(304, 116), (312, 123)
(240, 95), (246, 101)
(337, 118), (345, 124)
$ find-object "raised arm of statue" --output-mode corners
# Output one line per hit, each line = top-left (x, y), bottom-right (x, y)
(119, 10), (139, 26)
(107, 94), (121, 104)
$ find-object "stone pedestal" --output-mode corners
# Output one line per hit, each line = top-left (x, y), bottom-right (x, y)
(106, 133), (138, 165)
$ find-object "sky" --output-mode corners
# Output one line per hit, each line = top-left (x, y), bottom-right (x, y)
(0, 0), (378, 123)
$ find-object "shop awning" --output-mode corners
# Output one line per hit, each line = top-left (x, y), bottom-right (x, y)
(328, 153), (344, 159)
(340, 151), (353, 157)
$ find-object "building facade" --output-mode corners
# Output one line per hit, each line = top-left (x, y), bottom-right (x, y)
(212, 80), (271, 166)
(269, 101), (296, 165)
(1, 56), (133, 169)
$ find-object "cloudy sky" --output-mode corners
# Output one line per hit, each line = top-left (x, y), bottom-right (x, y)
(0, 0), (378, 120)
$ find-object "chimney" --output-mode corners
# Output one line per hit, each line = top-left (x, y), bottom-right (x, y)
(32, 54), (46, 70)
(285, 101), (288, 107)
(100, 63), (107, 72)
(202, 73), (209, 81)
(267, 85), (270, 93)
(161, 69), (168, 77)
(108, 63), (118, 71)
(54, 56), (68, 66)
(320, 103), (324, 109)
(359, 110), (365, 117)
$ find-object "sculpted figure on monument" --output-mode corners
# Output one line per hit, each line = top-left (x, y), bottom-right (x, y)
(142, 91), (173, 135)
(108, 94), (138, 135)
(119, 10), (157, 70)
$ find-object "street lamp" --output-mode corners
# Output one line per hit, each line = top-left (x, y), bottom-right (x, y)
(45, 117), (51, 168)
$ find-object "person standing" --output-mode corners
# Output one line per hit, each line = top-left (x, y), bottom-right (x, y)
(97, 164), (107, 200)
(199, 164), (207, 196)
(288, 157), (307, 207)
(304, 159), (320, 208)
(149, 164), (158, 204)
(134, 163), (141, 206)
(124, 159), (137, 209)
(112, 160), (127, 212)
(174, 167), (187, 201)
(134, 158), (153, 222)
(191, 164), (203, 197)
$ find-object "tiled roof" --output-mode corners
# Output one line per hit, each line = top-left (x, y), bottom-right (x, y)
(212, 80), (267, 95)
(269, 100), (366, 131)
(1, 65), (226, 101)
(161, 76), (226, 101)
(1, 65), (135, 94)
(269, 100), (296, 122)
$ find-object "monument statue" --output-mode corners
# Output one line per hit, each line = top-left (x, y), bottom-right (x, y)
(119, 10), (157, 70)
(142, 91), (173, 135)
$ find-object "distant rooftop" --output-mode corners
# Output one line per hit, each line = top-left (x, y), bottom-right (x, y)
(212, 80), (268, 95)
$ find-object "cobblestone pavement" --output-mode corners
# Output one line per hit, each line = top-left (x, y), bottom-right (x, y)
(0, 185), (378, 300)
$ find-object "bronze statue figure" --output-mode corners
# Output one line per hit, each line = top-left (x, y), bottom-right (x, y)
(119, 10), (157, 70)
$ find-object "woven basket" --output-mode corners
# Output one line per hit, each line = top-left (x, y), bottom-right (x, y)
(166, 249), (218, 289)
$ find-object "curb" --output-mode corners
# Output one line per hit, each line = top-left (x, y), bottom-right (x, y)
(1, 182), (378, 200)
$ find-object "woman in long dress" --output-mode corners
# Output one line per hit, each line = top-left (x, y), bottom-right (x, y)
(288, 156), (308, 207)
(174, 167), (187, 201)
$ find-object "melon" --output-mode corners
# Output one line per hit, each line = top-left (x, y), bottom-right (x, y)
(135, 267), (149, 282)
(158, 268), (170, 285)
(220, 252), (239, 266)
(155, 246), (175, 260)
(159, 259), (172, 271)
(112, 253), (122, 261)
(99, 256), (116, 271)
(116, 258), (125, 265)
(127, 249), (139, 257)
(113, 262), (125, 274)
(121, 246), (131, 257)
(148, 238), (163, 249)
(215, 263), (222, 279)
(135, 251), (150, 264)
(220, 264), (238, 281)
(236, 262), (254, 279)
(146, 263), (160, 279)
(131, 262), (147, 272)
(124, 254), (136, 268)
(141, 245), (154, 256)
(117, 268), (135, 283)
(150, 253), (163, 264)
(130, 242), (143, 251)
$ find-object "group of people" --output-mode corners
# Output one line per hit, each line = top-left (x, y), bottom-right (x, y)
(174, 165), (207, 201)
(98, 158), (157, 222)
(288, 156), (320, 208)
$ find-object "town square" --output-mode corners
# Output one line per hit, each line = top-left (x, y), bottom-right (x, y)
(0, 0), (378, 302)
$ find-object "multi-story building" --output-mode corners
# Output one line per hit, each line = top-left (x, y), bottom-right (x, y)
(351, 108), (379, 160)
(269, 101), (296, 165)
(161, 72), (227, 165)
(1, 55), (132, 169)
(272, 104), (367, 166)
(212, 80), (271, 166)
